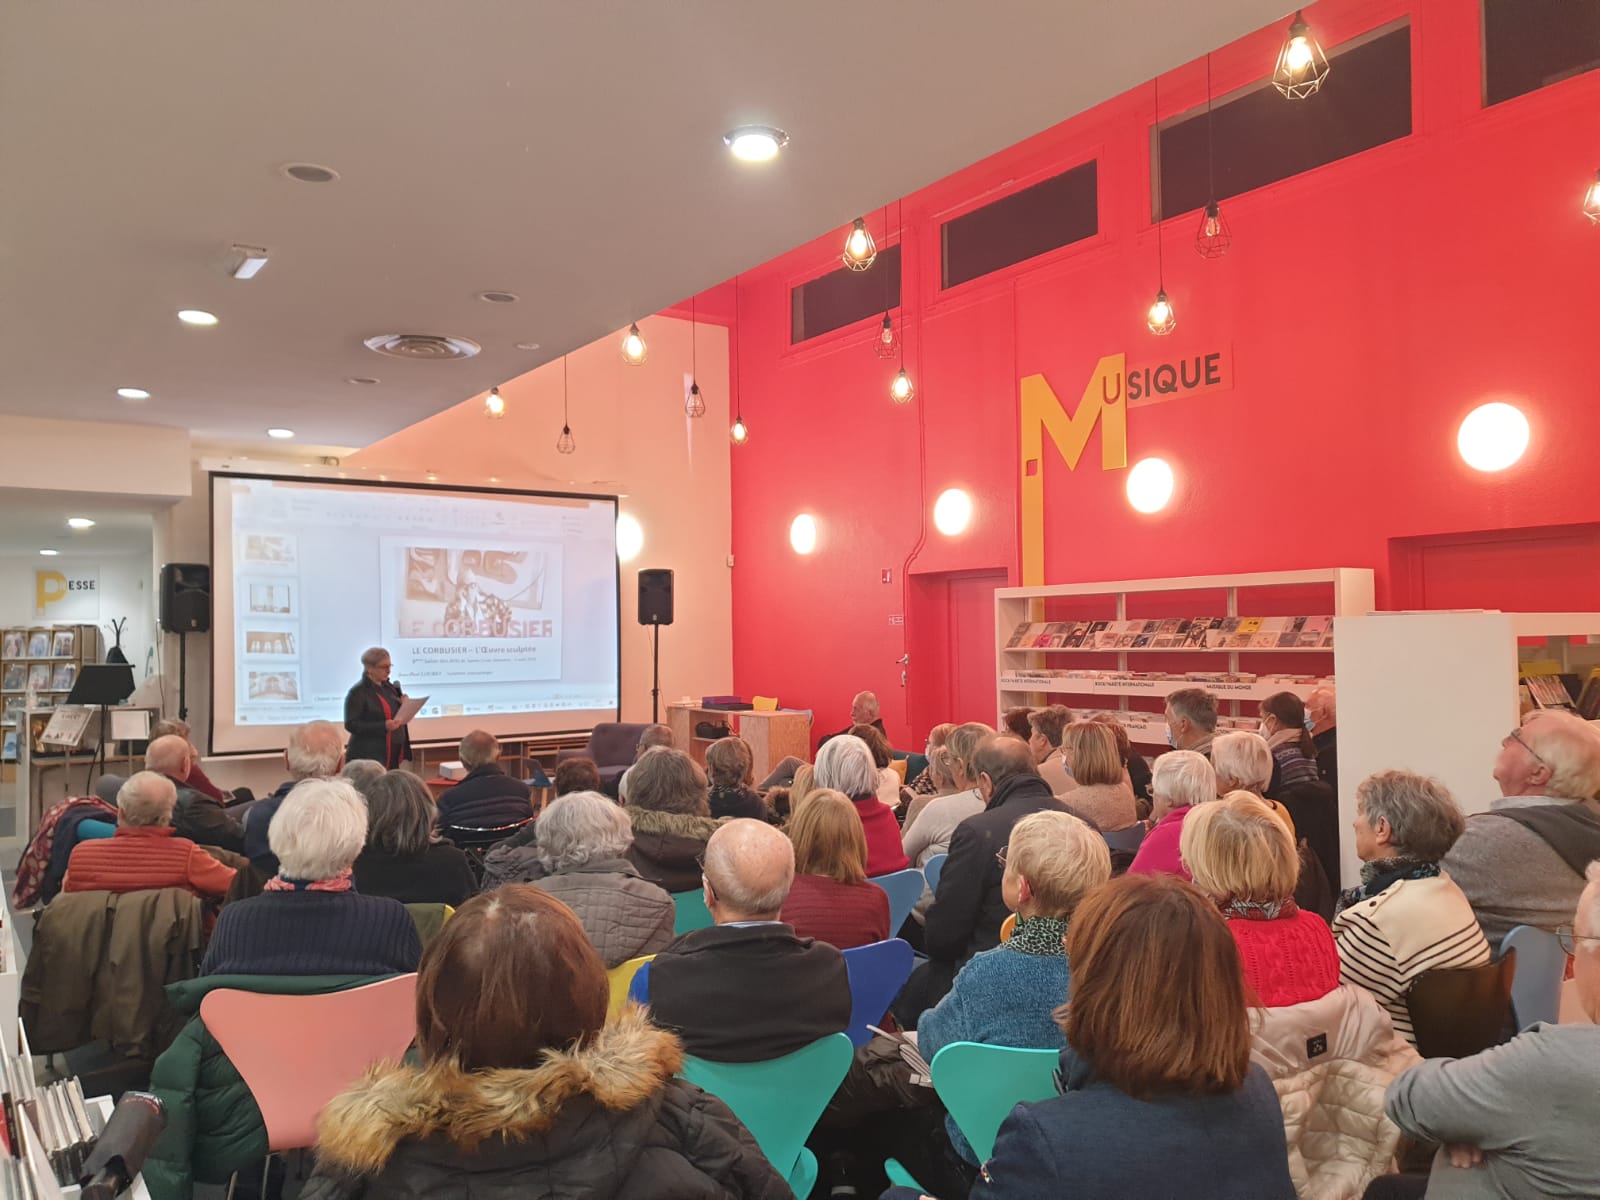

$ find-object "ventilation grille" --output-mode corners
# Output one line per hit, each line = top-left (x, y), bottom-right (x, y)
(363, 334), (482, 360)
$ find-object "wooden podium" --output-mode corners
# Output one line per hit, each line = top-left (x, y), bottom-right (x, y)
(666, 704), (812, 779)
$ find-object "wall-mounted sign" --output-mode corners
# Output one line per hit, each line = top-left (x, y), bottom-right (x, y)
(35, 566), (100, 620)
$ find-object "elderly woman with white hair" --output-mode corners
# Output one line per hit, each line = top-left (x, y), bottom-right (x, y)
(1211, 730), (1296, 836)
(202, 778), (421, 977)
(814, 734), (909, 876)
(1127, 750), (1217, 879)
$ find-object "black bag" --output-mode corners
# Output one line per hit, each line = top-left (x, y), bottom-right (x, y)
(695, 720), (732, 741)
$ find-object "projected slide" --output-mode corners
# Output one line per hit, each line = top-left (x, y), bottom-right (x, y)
(210, 474), (619, 755)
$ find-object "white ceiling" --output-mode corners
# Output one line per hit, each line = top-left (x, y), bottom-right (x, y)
(0, 491), (155, 559)
(0, 0), (1291, 449)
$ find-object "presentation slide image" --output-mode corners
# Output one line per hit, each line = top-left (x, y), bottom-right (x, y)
(243, 533), (297, 566)
(243, 629), (298, 657)
(246, 669), (301, 702)
(246, 580), (297, 617)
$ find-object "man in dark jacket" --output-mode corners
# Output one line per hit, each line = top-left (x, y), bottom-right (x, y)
(646, 819), (851, 1063)
(437, 730), (533, 829)
(818, 690), (889, 748)
(242, 721), (346, 876)
(894, 735), (1073, 1026)
(1307, 685), (1338, 792)
(147, 735), (245, 854)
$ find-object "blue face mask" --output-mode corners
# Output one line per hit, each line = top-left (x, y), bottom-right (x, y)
(1303, 714), (1317, 732)
(1165, 726), (1177, 749)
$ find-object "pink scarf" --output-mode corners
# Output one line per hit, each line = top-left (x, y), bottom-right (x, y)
(263, 867), (355, 893)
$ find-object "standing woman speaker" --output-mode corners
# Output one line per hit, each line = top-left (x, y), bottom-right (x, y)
(345, 647), (413, 769)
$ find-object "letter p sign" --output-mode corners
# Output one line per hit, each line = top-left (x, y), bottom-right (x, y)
(35, 570), (67, 610)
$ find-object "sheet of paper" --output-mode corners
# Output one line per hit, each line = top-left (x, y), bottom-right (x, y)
(109, 708), (152, 742)
(39, 706), (92, 748)
(394, 694), (429, 724)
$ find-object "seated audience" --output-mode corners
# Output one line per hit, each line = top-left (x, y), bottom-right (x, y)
(203, 778), (421, 976)
(1057, 721), (1139, 833)
(1382, 863), (1600, 1199)
(764, 785), (793, 825)
(1000, 706), (1035, 741)
(897, 735), (1071, 1025)
(1441, 708), (1600, 949)
(1127, 750), (1216, 879)
(1027, 704), (1074, 796)
(617, 723), (675, 802)
(788, 762), (819, 813)
(902, 724), (959, 832)
(305, 885), (787, 1200)
(436, 730), (533, 829)
(351, 770), (476, 907)
(150, 718), (237, 806)
(244, 720), (347, 875)
(340, 758), (387, 798)
(1307, 685), (1338, 792)
(1181, 792), (1339, 1007)
(555, 755), (603, 796)
(147, 734), (245, 854)
(902, 722), (990, 923)
(908, 723), (956, 799)
(646, 819), (851, 1062)
(1165, 686), (1220, 757)
(62, 771), (237, 900)
(779, 789), (891, 949)
(1259, 691), (1322, 798)
(906, 874), (1295, 1200)
(852, 722), (910, 813)
(519, 790), (675, 968)
(1212, 730), (1296, 834)
(1333, 770), (1488, 1046)
(704, 736), (770, 821)
(624, 748), (721, 893)
(819, 690), (887, 747)
(813, 735), (909, 875)
(919, 810), (1112, 1170)
(1088, 712), (1153, 808)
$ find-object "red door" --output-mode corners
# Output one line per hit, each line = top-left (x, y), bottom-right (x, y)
(908, 568), (1008, 738)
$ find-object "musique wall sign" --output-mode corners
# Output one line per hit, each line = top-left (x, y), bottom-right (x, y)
(1020, 346), (1233, 584)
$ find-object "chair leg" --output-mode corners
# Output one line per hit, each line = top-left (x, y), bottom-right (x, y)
(260, 1151), (274, 1200)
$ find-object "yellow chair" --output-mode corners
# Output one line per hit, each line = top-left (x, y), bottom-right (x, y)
(999, 913), (1016, 943)
(607, 954), (656, 1018)
(753, 696), (779, 711)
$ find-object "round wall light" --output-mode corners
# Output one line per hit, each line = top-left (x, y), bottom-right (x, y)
(616, 514), (644, 562)
(789, 513), (818, 555)
(1126, 457), (1175, 513)
(1457, 402), (1529, 472)
(724, 125), (789, 162)
(933, 488), (973, 536)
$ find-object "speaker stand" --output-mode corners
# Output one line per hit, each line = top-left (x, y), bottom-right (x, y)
(177, 631), (189, 721)
(650, 622), (661, 725)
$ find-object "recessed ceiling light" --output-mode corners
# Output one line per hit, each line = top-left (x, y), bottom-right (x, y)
(39, 549), (59, 557)
(178, 309), (219, 326)
(724, 125), (789, 162)
(346, 376), (381, 385)
(267, 428), (295, 439)
(282, 162), (340, 184)
(116, 387), (150, 400)
(478, 290), (519, 304)
(67, 517), (95, 530)
(229, 244), (270, 280)
(514, 341), (542, 352)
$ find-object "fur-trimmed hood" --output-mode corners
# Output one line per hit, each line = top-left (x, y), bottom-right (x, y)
(315, 1007), (683, 1177)
(622, 806), (724, 842)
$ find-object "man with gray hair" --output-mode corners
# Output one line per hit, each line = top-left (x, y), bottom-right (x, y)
(61, 770), (237, 899)
(645, 818), (851, 1062)
(1307, 685), (1338, 791)
(147, 733), (245, 853)
(437, 729), (533, 829)
(617, 724), (675, 803)
(1164, 686), (1220, 757)
(1128, 749), (1217, 878)
(820, 690), (887, 748)
(244, 719), (347, 876)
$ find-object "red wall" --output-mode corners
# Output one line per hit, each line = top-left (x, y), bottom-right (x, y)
(728, 0), (1600, 746)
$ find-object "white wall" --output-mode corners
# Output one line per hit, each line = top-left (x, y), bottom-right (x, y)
(0, 551), (156, 681)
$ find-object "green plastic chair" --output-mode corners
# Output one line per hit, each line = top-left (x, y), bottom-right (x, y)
(680, 1032), (853, 1197)
(670, 887), (715, 936)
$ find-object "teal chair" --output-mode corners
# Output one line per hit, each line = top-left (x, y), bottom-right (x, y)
(922, 853), (948, 894)
(868, 868), (926, 935)
(681, 1033), (853, 1197)
(670, 888), (714, 936)
(1503, 925), (1566, 1029)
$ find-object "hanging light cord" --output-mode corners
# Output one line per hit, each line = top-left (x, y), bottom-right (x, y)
(1154, 74), (1165, 288)
(897, 199), (907, 372)
(1205, 56), (1215, 202)
(733, 275), (743, 424)
(692, 293), (698, 382)
(881, 202), (892, 318)
(563, 354), (569, 423)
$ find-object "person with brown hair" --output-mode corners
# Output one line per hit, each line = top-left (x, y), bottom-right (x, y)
(623, 749), (720, 893)
(352, 770), (475, 907)
(304, 885), (788, 1200)
(554, 756), (603, 796)
(1259, 692), (1321, 798)
(704, 736), (771, 822)
(1027, 704), (1074, 795)
(780, 789), (891, 949)
(851, 722), (910, 813)
(909, 722), (957, 800)
(926, 874), (1294, 1199)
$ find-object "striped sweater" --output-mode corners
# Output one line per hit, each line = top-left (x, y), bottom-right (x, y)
(1331, 872), (1489, 1045)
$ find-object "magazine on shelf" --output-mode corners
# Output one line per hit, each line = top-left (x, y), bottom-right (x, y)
(1004, 622), (1033, 649)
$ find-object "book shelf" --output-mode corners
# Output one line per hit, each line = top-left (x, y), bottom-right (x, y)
(1, 624), (102, 764)
(994, 569), (1375, 745)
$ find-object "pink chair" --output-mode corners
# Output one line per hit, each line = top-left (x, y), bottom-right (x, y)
(200, 975), (419, 1157)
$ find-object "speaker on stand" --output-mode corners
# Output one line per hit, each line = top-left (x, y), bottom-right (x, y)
(637, 569), (674, 723)
(160, 563), (211, 721)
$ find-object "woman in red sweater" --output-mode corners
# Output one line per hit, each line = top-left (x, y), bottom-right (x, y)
(780, 789), (891, 949)
(1180, 791), (1339, 1008)
(813, 734), (910, 877)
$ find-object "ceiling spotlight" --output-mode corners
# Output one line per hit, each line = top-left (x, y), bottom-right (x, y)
(116, 387), (150, 400)
(229, 244), (270, 280)
(890, 367), (915, 405)
(730, 416), (749, 445)
(1272, 10), (1330, 100)
(724, 125), (789, 162)
(178, 309), (219, 326)
(67, 518), (95, 530)
(478, 290), (519, 304)
(1146, 290), (1176, 336)
(266, 428), (295, 439)
(346, 376), (380, 385)
(842, 218), (877, 271)
(514, 341), (543, 352)
(620, 322), (648, 365)
(484, 386), (506, 418)
(686, 382), (706, 418)
(39, 549), (60, 557)
(1584, 170), (1600, 224)
(282, 162), (340, 184)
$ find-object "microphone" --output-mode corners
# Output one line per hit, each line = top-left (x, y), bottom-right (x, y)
(77, 1092), (167, 1200)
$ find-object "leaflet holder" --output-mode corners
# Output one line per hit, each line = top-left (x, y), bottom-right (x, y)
(68, 664), (138, 787)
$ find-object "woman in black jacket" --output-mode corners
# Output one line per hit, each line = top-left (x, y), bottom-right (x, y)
(351, 770), (476, 908)
(304, 886), (787, 1200)
(345, 647), (412, 769)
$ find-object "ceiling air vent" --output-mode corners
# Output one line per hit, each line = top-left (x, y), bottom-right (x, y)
(362, 334), (482, 360)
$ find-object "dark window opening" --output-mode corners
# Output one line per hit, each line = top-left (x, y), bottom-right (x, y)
(790, 243), (901, 344)
(941, 161), (1098, 289)
(1483, 0), (1600, 106)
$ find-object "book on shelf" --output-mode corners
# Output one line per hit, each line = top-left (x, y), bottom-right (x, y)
(1004, 621), (1034, 649)
(1524, 674), (1576, 711)
(1577, 669), (1600, 721)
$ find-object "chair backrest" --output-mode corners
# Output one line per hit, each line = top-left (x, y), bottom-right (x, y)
(77, 818), (116, 842)
(1502, 926), (1566, 1030)
(607, 954), (656, 1018)
(587, 722), (653, 768)
(628, 959), (652, 1005)
(93, 774), (126, 805)
(403, 903), (454, 948)
(999, 913), (1016, 942)
(441, 818), (532, 849)
(753, 696), (779, 711)
(201, 974), (419, 1152)
(840, 938), (914, 1046)
(930, 1042), (1061, 1162)
(922, 853), (948, 894)
(868, 869), (925, 935)
(680, 1034), (854, 1181)
(1101, 824), (1146, 854)
(1406, 950), (1517, 1060)
(524, 762), (553, 789)
(671, 887), (715, 936)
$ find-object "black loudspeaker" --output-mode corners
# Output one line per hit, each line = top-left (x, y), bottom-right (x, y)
(638, 569), (675, 626)
(160, 563), (211, 633)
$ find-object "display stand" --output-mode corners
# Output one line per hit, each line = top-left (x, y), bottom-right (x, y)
(66, 665), (137, 791)
(665, 704), (813, 777)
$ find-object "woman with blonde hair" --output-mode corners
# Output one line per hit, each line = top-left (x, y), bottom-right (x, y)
(779, 789), (891, 949)
(1059, 721), (1138, 832)
(903, 723), (958, 829)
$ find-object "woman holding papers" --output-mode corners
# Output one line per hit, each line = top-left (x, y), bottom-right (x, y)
(345, 646), (413, 769)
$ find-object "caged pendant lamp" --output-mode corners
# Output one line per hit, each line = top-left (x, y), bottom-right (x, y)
(1147, 77), (1176, 335)
(556, 355), (576, 454)
(1195, 55), (1232, 258)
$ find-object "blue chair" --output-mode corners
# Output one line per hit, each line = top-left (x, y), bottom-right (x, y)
(523, 762), (553, 789)
(841, 938), (914, 1046)
(1503, 925), (1566, 1029)
(869, 868), (926, 935)
(922, 853), (948, 893)
(627, 959), (652, 1005)
(681, 1033), (853, 1198)
(670, 888), (715, 935)
(77, 819), (116, 841)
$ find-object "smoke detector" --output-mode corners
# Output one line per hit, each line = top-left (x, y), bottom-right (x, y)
(363, 334), (481, 360)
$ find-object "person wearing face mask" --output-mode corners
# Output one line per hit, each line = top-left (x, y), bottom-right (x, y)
(1259, 692), (1322, 799)
(1306, 686), (1338, 793)
(1163, 687), (1219, 757)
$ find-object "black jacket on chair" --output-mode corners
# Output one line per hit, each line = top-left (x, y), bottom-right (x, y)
(437, 765), (533, 830)
(167, 776), (245, 855)
(344, 676), (410, 769)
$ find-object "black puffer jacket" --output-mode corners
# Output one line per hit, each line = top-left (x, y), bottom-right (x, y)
(303, 1009), (789, 1200)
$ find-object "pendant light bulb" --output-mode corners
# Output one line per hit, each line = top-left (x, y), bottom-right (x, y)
(730, 416), (749, 445)
(873, 313), (898, 360)
(620, 322), (648, 365)
(483, 386), (506, 418)
(556, 425), (576, 454)
(1272, 11), (1330, 99)
(1584, 170), (1600, 224)
(1146, 290), (1176, 336)
(890, 367), (915, 404)
(686, 382), (706, 418)
(842, 218), (877, 271)
(1195, 200), (1232, 258)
